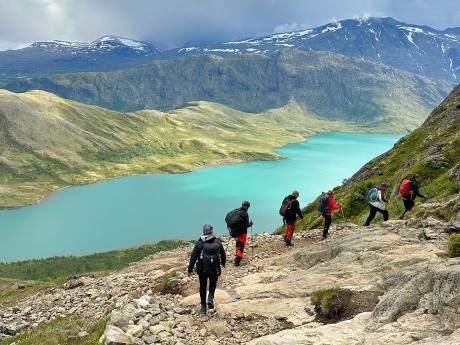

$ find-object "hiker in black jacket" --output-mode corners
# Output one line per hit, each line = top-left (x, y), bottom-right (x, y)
(399, 174), (426, 219)
(229, 201), (253, 267)
(188, 224), (226, 315)
(282, 191), (303, 246)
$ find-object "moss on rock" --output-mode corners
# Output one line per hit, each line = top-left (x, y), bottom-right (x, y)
(448, 234), (460, 258)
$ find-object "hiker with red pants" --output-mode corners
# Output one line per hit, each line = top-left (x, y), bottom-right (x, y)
(319, 191), (341, 239)
(364, 182), (389, 226)
(225, 201), (253, 267)
(399, 174), (426, 219)
(280, 191), (303, 246)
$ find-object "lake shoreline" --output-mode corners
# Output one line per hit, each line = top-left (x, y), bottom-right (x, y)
(0, 131), (404, 262)
(0, 128), (405, 212)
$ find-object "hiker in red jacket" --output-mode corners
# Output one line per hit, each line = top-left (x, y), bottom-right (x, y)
(399, 174), (426, 219)
(322, 191), (342, 239)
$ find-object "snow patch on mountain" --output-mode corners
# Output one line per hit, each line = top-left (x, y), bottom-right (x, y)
(321, 22), (342, 33)
(26, 36), (159, 56)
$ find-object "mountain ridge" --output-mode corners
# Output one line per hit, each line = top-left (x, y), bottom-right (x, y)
(5, 49), (453, 123)
(296, 83), (460, 229)
(1, 17), (459, 85)
(0, 88), (367, 209)
(168, 17), (460, 82)
(0, 35), (160, 85)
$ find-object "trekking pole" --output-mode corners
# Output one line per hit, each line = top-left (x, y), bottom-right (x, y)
(250, 225), (254, 259)
(341, 208), (345, 221)
(225, 228), (231, 252)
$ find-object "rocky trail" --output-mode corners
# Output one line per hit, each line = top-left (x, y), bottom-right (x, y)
(1, 218), (459, 345)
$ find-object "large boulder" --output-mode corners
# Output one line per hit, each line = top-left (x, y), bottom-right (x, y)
(369, 259), (460, 332)
(109, 304), (139, 332)
(101, 325), (135, 345)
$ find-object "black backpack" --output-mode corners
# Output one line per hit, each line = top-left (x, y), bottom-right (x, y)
(225, 209), (245, 238)
(279, 197), (294, 217)
(198, 241), (221, 275)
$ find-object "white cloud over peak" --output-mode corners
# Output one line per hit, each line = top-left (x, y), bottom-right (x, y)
(273, 22), (311, 34)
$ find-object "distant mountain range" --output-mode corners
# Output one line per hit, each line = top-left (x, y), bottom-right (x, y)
(1, 17), (459, 87)
(6, 49), (452, 126)
(166, 17), (460, 82)
(1, 17), (459, 85)
(0, 35), (160, 84)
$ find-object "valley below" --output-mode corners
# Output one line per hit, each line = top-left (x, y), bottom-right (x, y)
(0, 131), (401, 262)
(0, 8), (459, 345)
(0, 89), (408, 211)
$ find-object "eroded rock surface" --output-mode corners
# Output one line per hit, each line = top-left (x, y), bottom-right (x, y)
(1, 218), (459, 344)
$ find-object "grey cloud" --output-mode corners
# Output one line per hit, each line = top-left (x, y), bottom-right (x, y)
(0, 0), (458, 50)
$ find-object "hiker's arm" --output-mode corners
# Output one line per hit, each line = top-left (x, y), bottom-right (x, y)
(220, 243), (226, 268)
(330, 199), (340, 210)
(380, 191), (388, 203)
(245, 213), (252, 227)
(295, 201), (303, 219)
(187, 243), (201, 273)
(412, 183), (425, 198)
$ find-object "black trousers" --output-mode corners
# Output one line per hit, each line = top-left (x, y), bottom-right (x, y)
(322, 214), (332, 237)
(403, 198), (415, 211)
(198, 273), (218, 306)
(364, 205), (389, 226)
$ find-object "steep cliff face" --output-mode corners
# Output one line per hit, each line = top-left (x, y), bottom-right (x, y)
(297, 84), (460, 229)
(6, 49), (452, 124)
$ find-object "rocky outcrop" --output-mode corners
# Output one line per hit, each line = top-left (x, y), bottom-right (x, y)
(1, 219), (459, 344)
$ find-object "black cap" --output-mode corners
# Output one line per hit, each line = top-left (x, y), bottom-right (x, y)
(242, 201), (250, 207)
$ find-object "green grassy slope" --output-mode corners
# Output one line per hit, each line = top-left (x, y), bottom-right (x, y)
(0, 89), (368, 209)
(6, 49), (453, 125)
(296, 84), (460, 229)
(0, 240), (185, 281)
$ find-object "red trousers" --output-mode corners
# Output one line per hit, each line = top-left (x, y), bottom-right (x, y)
(235, 233), (247, 257)
(285, 223), (295, 241)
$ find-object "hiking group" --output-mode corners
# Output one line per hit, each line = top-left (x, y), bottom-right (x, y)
(364, 174), (426, 226)
(187, 175), (426, 314)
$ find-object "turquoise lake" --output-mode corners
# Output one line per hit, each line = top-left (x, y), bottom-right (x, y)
(0, 132), (402, 262)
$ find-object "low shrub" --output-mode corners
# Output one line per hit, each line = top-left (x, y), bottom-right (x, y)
(311, 288), (382, 323)
(311, 288), (341, 319)
(448, 234), (460, 258)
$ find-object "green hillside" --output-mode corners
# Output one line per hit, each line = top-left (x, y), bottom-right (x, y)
(0, 89), (367, 209)
(297, 84), (460, 228)
(7, 49), (453, 126)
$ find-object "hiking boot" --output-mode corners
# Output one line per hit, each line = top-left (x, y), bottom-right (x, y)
(286, 241), (294, 247)
(207, 293), (215, 310)
(200, 304), (207, 315)
(234, 256), (241, 267)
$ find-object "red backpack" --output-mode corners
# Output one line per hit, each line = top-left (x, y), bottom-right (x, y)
(399, 179), (411, 197)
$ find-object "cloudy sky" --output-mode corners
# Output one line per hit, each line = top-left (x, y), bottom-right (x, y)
(1, 0), (459, 50)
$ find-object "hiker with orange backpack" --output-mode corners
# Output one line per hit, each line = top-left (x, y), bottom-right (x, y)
(318, 191), (342, 239)
(399, 174), (426, 219)
(280, 191), (303, 246)
(364, 182), (389, 226)
(225, 201), (253, 267)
